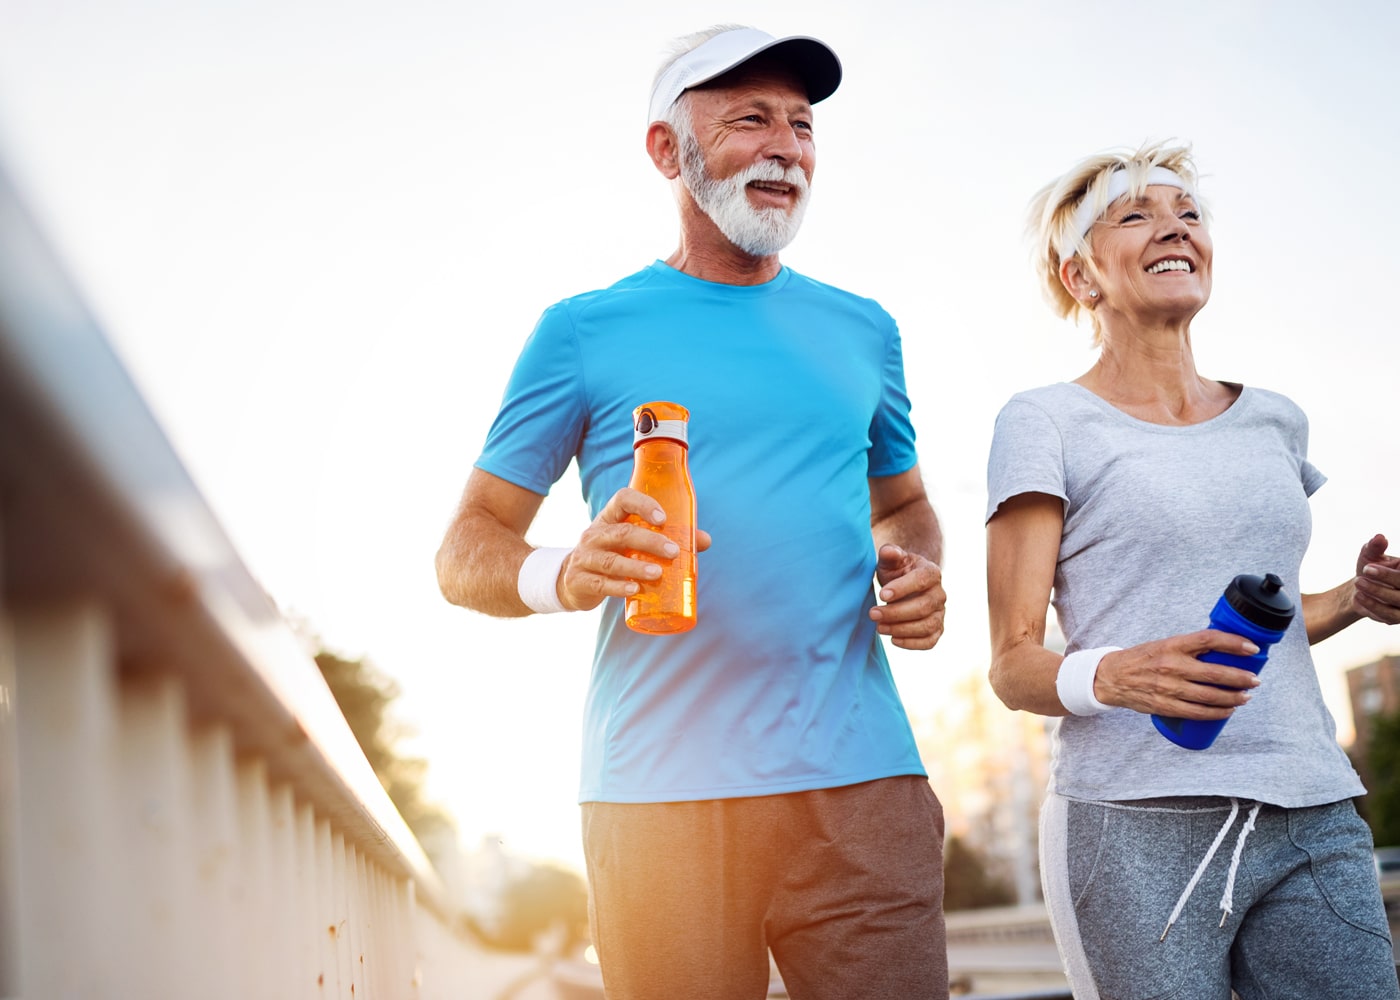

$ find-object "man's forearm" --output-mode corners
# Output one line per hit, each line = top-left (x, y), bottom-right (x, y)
(872, 496), (943, 566)
(435, 510), (536, 617)
(436, 468), (551, 618)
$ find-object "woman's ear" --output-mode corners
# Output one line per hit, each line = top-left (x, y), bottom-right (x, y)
(1060, 256), (1098, 308)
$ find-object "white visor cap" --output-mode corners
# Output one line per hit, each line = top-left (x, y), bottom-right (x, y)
(647, 27), (842, 125)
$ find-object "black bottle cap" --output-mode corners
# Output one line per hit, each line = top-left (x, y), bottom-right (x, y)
(1225, 572), (1296, 631)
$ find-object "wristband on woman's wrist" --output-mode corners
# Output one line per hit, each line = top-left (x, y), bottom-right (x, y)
(517, 546), (572, 614)
(1055, 646), (1122, 716)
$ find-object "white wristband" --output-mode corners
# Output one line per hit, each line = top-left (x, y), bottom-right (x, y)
(1055, 646), (1121, 716)
(517, 546), (572, 615)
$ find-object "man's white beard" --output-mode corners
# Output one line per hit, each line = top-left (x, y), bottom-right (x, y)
(677, 125), (809, 257)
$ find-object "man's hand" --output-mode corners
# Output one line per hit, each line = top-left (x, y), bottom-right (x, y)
(869, 543), (946, 651)
(559, 487), (711, 612)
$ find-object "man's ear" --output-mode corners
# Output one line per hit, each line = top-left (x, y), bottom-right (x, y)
(646, 121), (682, 180)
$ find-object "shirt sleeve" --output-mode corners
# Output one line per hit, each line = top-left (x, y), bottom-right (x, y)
(1292, 402), (1327, 497)
(474, 301), (587, 496)
(866, 315), (918, 478)
(986, 396), (1069, 523)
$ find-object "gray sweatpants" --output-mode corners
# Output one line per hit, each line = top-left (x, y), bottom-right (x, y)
(1042, 793), (1399, 999)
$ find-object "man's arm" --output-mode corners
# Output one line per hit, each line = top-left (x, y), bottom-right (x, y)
(436, 468), (547, 618)
(436, 467), (709, 619)
(867, 464), (945, 650)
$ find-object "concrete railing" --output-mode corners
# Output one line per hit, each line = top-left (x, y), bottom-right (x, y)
(0, 158), (477, 998)
(945, 903), (1057, 946)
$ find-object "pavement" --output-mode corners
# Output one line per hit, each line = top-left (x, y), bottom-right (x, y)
(456, 945), (1069, 1000)
(457, 915), (1399, 1000)
(450, 948), (564, 1000)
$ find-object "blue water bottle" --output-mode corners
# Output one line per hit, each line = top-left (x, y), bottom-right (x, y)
(1152, 572), (1295, 750)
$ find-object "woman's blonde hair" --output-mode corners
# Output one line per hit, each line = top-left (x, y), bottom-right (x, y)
(1027, 140), (1209, 341)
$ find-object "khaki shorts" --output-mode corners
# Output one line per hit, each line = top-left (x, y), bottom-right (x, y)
(582, 775), (947, 999)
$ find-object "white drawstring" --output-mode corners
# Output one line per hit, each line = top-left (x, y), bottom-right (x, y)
(1160, 798), (1239, 941)
(1218, 801), (1262, 926)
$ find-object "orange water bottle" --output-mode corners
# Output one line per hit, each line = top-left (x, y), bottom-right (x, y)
(625, 401), (697, 634)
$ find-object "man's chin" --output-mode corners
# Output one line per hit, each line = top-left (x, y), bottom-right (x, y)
(696, 191), (806, 257)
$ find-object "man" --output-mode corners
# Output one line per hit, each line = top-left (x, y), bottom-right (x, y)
(436, 24), (948, 998)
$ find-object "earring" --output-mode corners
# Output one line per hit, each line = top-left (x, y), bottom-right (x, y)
(1089, 290), (1099, 298)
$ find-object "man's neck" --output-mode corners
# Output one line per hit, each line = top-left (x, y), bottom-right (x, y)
(663, 198), (783, 285)
(664, 243), (781, 286)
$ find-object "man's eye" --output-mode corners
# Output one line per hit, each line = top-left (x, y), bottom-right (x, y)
(1182, 210), (1201, 221)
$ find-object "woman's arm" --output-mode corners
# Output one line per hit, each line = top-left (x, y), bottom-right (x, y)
(1305, 533), (1400, 643)
(987, 492), (1073, 715)
(987, 492), (1265, 720)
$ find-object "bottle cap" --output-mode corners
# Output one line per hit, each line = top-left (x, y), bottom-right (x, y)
(1225, 572), (1295, 631)
(633, 402), (689, 447)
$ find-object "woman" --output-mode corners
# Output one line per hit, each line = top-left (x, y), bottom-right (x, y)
(986, 140), (1400, 999)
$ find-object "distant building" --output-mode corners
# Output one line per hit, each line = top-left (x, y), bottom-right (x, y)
(914, 618), (1064, 905)
(1347, 654), (1400, 768)
(916, 666), (1055, 905)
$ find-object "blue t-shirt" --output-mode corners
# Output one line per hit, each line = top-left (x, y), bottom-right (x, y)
(476, 261), (927, 803)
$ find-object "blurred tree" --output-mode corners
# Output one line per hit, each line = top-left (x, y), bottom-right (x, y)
(1364, 708), (1400, 847)
(315, 650), (454, 843)
(943, 834), (1016, 911)
(464, 861), (590, 954)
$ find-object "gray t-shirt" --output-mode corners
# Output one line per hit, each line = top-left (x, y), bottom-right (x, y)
(986, 382), (1363, 807)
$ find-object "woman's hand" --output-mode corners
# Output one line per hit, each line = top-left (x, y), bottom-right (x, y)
(1094, 631), (1263, 720)
(1352, 533), (1400, 625)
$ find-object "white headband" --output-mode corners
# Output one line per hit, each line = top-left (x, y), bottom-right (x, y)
(647, 28), (840, 125)
(1058, 166), (1195, 262)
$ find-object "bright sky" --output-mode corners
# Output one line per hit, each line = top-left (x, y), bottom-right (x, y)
(2, 0), (1397, 876)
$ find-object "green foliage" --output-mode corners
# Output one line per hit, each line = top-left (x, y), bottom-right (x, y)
(1365, 708), (1400, 847)
(315, 650), (454, 842)
(943, 834), (1016, 911)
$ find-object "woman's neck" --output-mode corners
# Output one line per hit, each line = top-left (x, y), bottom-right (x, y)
(1076, 321), (1238, 425)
